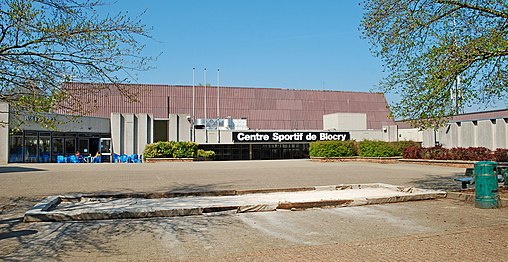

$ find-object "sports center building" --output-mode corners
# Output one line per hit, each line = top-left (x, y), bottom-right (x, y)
(1, 82), (507, 163)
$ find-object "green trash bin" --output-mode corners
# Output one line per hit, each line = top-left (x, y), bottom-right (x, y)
(474, 161), (499, 209)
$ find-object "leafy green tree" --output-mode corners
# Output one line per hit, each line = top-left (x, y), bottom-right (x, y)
(361, 0), (508, 128)
(0, 0), (152, 128)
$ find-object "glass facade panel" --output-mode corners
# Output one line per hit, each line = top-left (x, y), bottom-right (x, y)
(52, 138), (64, 162)
(39, 137), (51, 163)
(9, 136), (23, 163)
(8, 130), (110, 163)
(100, 139), (111, 154)
(24, 136), (38, 162)
(65, 138), (76, 156)
(78, 139), (89, 155)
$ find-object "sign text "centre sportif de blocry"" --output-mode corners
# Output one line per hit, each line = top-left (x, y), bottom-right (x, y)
(233, 132), (350, 143)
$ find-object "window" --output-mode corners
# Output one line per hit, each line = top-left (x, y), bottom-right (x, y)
(9, 136), (23, 163)
(24, 136), (38, 162)
(65, 138), (75, 155)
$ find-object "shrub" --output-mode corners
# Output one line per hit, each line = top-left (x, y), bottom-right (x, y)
(358, 140), (400, 157)
(420, 146), (449, 160)
(143, 141), (174, 158)
(403, 145), (421, 159)
(495, 149), (508, 162)
(309, 141), (356, 158)
(197, 149), (216, 159)
(143, 141), (198, 158)
(173, 141), (199, 158)
(402, 146), (498, 161)
(391, 141), (421, 155)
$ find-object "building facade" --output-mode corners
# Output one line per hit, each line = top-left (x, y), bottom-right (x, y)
(2, 82), (505, 164)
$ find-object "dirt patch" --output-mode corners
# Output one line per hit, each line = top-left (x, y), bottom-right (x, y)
(455, 186), (508, 199)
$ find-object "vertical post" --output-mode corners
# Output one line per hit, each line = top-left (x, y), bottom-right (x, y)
(204, 68), (207, 143)
(217, 69), (220, 143)
(192, 67), (195, 142)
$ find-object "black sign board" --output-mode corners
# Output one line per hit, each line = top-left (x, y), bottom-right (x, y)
(233, 131), (350, 143)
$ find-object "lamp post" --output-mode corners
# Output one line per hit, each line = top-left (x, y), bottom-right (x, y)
(217, 68), (220, 143)
(192, 67), (195, 142)
(204, 68), (207, 143)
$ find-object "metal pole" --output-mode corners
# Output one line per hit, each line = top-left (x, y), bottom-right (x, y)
(217, 69), (220, 143)
(192, 67), (195, 142)
(217, 69), (220, 121)
(204, 68), (207, 143)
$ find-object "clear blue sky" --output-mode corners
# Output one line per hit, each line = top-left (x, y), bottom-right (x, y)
(109, 0), (504, 112)
(116, 1), (382, 90)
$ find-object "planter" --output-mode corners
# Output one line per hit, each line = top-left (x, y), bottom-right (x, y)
(398, 159), (475, 168)
(193, 157), (214, 161)
(310, 156), (401, 163)
(144, 158), (194, 163)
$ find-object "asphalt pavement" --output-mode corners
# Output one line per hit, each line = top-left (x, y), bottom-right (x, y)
(1, 160), (507, 261)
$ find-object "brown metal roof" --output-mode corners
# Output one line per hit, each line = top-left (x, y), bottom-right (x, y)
(60, 82), (395, 130)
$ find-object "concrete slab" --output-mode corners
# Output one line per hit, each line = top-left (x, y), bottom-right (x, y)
(24, 184), (446, 222)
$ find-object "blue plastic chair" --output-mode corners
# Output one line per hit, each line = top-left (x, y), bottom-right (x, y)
(120, 154), (129, 163)
(57, 155), (66, 163)
(68, 155), (79, 163)
(130, 154), (139, 163)
(113, 154), (120, 163)
(93, 156), (102, 163)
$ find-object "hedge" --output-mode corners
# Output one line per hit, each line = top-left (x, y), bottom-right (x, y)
(309, 141), (356, 158)
(403, 146), (508, 162)
(358, 140), (400, 157)
(197, 149), (216, 159)
(143, 141), (199, 158)
(310, 140), (420, 158)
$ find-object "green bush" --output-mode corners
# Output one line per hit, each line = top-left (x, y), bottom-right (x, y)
(197, 149), (216, 159)
(173, 141), (198, 158)
(359, 140), (400, 157)
(390, 141), (421, 155)
(143, 141), (174, 158)
(309, 141), (356, 158)
(143, 141), (198, 158)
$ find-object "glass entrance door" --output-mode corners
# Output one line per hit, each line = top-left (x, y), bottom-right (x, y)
(52, 138), (64, 162)
(78, 139), (89, 156)
(24, 136), (38, 163)
(39, 136), (51, 163)
(100, 138), (112, 162)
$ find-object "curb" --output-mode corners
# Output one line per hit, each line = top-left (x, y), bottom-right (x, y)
(23, 184), (447, 222)
(446, 191), (508, 207)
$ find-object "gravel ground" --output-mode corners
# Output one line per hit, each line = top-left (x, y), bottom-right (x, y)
(2, 160), (507, 261)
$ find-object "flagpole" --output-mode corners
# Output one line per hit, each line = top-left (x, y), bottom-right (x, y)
(217, 69), (220, 143)
(191, 68), (195, 141)
(204, 68), (207, 143)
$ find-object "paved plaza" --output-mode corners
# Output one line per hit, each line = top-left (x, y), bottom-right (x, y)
(1, 160), (508, 261)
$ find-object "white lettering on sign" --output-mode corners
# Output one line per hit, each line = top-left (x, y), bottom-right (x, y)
(272, 132), (304, 142)
(233, 132), (350, 143)
(320, 133), (347, 141)
(236, 132), (270, 141)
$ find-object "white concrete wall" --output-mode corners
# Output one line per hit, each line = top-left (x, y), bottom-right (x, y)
(136, 114), (153, 154)
(425, 117), (508, 150)
(476, 120), (493, 149)
(422, 129), (436, 148)
(398, 128), (423, 142)
(323, 113), (367, 131)
(111, 113), (153, 155)
(495, 119), (507, 149)
(169, 114), (191, 142)
(0, 103), (10, 164)
(350, 130), (383, 141)
(458, 122), (476, 147)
